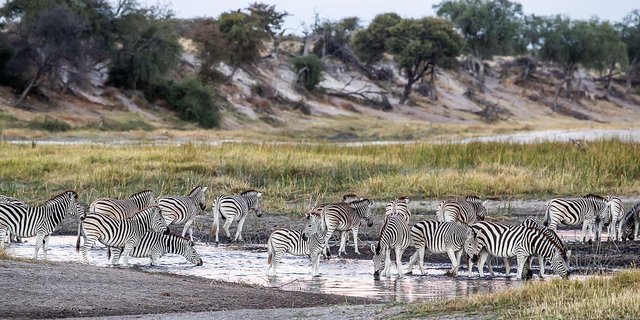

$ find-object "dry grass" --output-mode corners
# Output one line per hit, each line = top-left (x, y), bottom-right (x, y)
(0, 140), (638, 213)
(406, 269), (640, 319)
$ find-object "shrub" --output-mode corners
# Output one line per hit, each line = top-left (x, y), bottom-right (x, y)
(292, 55), (323, 91)
(28, 116), (71, 132)
(160, 78), (221, 129)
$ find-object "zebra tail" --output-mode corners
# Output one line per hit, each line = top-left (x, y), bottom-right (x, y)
(212, 196), (221, 237)
(543, 201), (551, 227)
(267, 237), (274, 265)
(75, 219), (83, 253)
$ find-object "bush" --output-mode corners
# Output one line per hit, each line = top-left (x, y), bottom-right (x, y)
(147, 78), (221, 129)
(292, 55), (323, 91)
(28, 116), (71, 132)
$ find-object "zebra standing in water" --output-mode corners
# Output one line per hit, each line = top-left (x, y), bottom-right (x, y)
(406, 220), (470, 276)
(316, 199), (373, 257)
(0, 195), (28, 243)
(211, 190), (262, 243)
(621, 202), (640, 241)
(0, 190), (83, 259)
(543, 196), (611, 242)
(467, 220), (570, 279)
(371, 212), (411, 280)
(604, 195), (624, 241)
(437, 198), (487, 224)
(76, 205), (167, 266)
(90, 189), (157, 219)
(159, 186), (207, 241)
(266, 206), (327, 276)
(110, 232), (203, 266)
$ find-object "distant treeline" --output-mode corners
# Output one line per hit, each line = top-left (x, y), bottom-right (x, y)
(0, 0), (639, 128)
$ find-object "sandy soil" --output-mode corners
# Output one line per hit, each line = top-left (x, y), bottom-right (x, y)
(0, 259), (374, 319)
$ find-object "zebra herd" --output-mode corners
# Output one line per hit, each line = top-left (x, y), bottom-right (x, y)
(1, 188), (640, 282)
(0, 187), (262, 267)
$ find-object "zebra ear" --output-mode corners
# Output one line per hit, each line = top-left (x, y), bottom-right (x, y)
(202, 187), (208, 193)
(370, 244), (377, 254)
(257, 192), (262, 198)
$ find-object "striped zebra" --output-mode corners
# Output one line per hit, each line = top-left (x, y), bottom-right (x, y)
(342, 193), (362, 204)
(406, 220), (470, 276)
(0, 195), (28, 243)
(89, 189), (157, 219)
(316, 198), (373, 257)
(110, 232), (203, 266)
(266, 206), (326, 276)
(76, 205), (167, 266)
(437, 199), (487, 225)
(467, 220), (570, 279)
(384, 197), (411, 223)
(158, 186), (208, 241)
(543, 196), (610, 242)
(604, 195), (624, 241)
(211, 190), (262, 243)
(0, 190), (83, 259)
(371, 214), (411, 280)
(621, 202), (640, 241)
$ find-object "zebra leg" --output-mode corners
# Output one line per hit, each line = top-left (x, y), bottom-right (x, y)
(33, 233), (45, 260)
(384, 249), (392, 278)
(504, 258), (511, 277)
(453, 249), (464, 276)
(467, 257), (474, 277)
(0, 228), (7, 249)
(417, 246), (426, 275)
(312, 252), (321, 276)
(406, 250), (418, 275)
(487, 257), (495, 277)
(150, 253), (161, 266)
(81, 236), (98, 264)
(352, 228), (360, 255)
(338, 231), (348, 257)
(42, 235), (51, 260)
(395, 247), (404, 278)
(222, 217), (234, 240)
(182, 219), (194, 242)
(477, 251), (489, 277)
(445, 249), (458, 276)
(121, 243), (134, 267)
(580, 220), (590, 243)
(233, 216), (247, 242)
(635, 221), (639, 240)
(538, 256), (545, 278)
(111, 247), (123, 265)
(516, 254), (526, 279)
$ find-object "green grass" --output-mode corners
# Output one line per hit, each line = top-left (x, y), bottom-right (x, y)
(405, 269), (640, 319)
(0, 140), (638, 213)
(27, 116), (72, 132)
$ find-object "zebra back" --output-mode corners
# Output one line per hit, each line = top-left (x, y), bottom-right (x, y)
(90, 189), (157, 220)
(466, 221), (516, 260)
(544, 197), (609, 227)
(438, 200), (486, 225)
(411, 220), (469, 253)
(322, 199), (373, 232)
(384, 197), (411, 223)
(159, 186), (208, 225)
(0, 195), (27, 207)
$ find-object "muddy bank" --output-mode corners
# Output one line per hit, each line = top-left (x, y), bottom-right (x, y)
(0, 259), (373, 319)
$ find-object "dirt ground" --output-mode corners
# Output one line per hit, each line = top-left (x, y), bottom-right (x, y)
(0, 259), (374, 319)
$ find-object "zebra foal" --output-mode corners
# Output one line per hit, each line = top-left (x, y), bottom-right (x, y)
(211, 189), (262, 243)
(110, 232), (203, 266)
(159, 186), (207, 241)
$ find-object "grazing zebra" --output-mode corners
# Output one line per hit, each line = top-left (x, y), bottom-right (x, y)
(520, 218), (569, 278)
(437, 199), (487, 225)
(621, 202), (640, 241)
(0, 195), (28, 243)
(158, 186), (207, 241)
(371, 214), (411, 280)
(467, 220), (570, 279)
(316, 199), (373, 257)
(384, 197), (411, 223)
(110, 232), (203, 266)
(76, 205), (167, 266)
(211, 190), (262, 243)
(0, 190), (83, 259)
(90, 189), (157, 219)
(406, 220), (470, 276)
(543, 196), (610, 242)
(266, 206), (326, 276)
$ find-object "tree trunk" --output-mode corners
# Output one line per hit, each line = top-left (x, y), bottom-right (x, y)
(606, 63), (615, 96)
(400, 79), (415, 104)
(13, 75), (39, 108)
(625, 58), (637, 98)
(429, 65), (438, 101)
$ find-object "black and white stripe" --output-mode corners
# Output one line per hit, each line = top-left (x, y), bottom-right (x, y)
(159, 186), (208, 241)
(90, 189), (157, 219)
(110, 232), (203, 266)
(621, 202), (640, 241)
(315, 199), (373, 257)
(437, 199), (487, 225)
(211, 189), (262, 243)
(371, 214), (411, 280)
(76, 205), (167, 266)
(0, 195), (28, 243)
(266, 206), (326, 276)
(604, 195), (624, 241)
(406, 220), (469, 276)
(385, 197), (411, 223)
(543, 196), (610, 242)
(0, 190), (82, 259)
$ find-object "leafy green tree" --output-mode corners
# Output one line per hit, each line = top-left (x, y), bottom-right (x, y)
(312, 17), (360, 59)
(618, 10), (640, 96)
(587, 20), (628, 95)
(435, 0), (523, 88)
(218, 10), (269, 73)
(192, 18), (229, 83)
(352, 12), (401, 65)
(247, 2), (288, 60)
(293, 55), (323, 91)
(386, 17), (463, 103)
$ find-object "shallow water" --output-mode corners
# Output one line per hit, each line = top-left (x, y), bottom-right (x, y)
(7, 236), (582, 303)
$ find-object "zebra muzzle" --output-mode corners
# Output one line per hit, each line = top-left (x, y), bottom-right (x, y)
(373, 271), (380, 280)
(302, 233), (308, 241)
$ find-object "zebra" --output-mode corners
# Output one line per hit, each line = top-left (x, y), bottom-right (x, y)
(604, 195), (624, 241)
(110, 232), (203, 266)
(437, 199), (487, 225)
(384, 197), (411, 223)
(621, 202), (640, 241)
(315, 198), (373, 257)
(211, 189), (262, 243)
(406, 220), (470, 276)
(0, 190), (83, 259)
(543, 196), (611, 242)
(342, 193), (362, 204)
(520, 218), (569, 278)
(76, 205), (167, 266)
(371, 214), (411, 280)
(266, 206), (326, 276)
(89, 189), (157, 220)
(0, 195), (28, 243)
(158, 186), (208, 241)
(467, 220), (570, 280)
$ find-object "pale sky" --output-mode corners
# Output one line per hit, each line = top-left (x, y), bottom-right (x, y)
(167, 0), (639, 34)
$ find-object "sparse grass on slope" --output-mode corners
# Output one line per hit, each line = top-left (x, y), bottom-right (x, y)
(0, 140), (638, 213)
(405, 269), (640, 319)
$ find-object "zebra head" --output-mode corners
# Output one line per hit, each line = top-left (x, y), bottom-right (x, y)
(189, 186), (208, 211)
(349, 199), (373, 227)
(51, 190), (83, 217)
(303, 206), (326, 241)
(182, 240), (203, 266)
(464, 228), (480, 263)
(139, 206), (167, 233)
(241, 190), (262, 217)
(370, 243), (385, 280)
(550, 249), (570, 279)
(342, 193), (362, 204)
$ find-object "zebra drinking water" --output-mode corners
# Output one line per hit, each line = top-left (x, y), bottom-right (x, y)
(211, 190), (262, 243)
(0, 190), (83, 259)
(543, 196), (611, 242)
(266, 206), (327, 276)
(110, 232), (203, 266)
(406, 220), (470, 276)
(371, 213), (410, 280)
(90, 189), (157, 219)
(159, 186), (208, 241)
(76, 205), (167, 266)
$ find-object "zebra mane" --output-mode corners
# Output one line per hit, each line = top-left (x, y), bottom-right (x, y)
(342, 193), (361, 203)
(129, 189), (155, 199)
(522, 219), (566, 255)
(188, 186), (204, 196)
(347, 198), (371, 208)
(45, 190), (78, 205)
(465, 195), (481, 202)
(240, 189), (261, 197)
